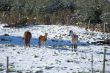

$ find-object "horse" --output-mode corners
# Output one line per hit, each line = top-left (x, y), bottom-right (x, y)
(23, 31), (32, 48)
(69, 30), (78, 52)
(38, 33), (48, 48)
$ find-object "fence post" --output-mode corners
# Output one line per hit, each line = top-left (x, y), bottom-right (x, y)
(6, 56), (9, 73)
(103, 49), (106, 73)
(91, 54), (93, 73)
(72, 44), (73, 52)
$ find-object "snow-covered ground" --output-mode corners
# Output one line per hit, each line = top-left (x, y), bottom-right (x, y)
(0, 24), (110, 73)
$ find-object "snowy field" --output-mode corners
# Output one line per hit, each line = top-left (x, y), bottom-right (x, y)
(0, 24), (110, 73)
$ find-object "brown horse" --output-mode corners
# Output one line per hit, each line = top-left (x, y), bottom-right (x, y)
(23, 31), (32, 47)
(38, 33), (48, 48)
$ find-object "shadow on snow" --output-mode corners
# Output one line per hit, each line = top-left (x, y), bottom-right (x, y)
(0, 35), (90, 50)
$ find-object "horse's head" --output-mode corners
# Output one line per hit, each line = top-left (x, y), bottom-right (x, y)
(45, 33), (48, 37)
(69, 30), (73, 36)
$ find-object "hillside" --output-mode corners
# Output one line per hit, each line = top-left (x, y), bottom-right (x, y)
(0, 24), (110, 73)
(0, 0), (110, 32)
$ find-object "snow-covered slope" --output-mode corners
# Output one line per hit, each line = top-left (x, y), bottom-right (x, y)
(0, 24), (110, 73)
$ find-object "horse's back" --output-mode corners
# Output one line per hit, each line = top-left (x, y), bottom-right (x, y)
(39, 35), (47, 42)
(24, 31), (32, 40)
(72, 34), (78, 43)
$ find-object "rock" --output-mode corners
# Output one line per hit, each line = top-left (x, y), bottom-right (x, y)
(3, 34), (10, 36)
(35, 70), (43, 73)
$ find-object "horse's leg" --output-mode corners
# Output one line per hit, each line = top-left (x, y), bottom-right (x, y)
(76, 44), (77, 49)
(38, 41), (41, 48)
(71, 38), (74, 52)
(26, 41), (28, 47)
(42, 42), (44, 48)
(44, 41), (46, 47)
(29, 40), (30, 47)
(26, 40), (29, 48)
(74, 44), (77, 52)
(71, 43), (74, 52)
(24, 40), (27, 48)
